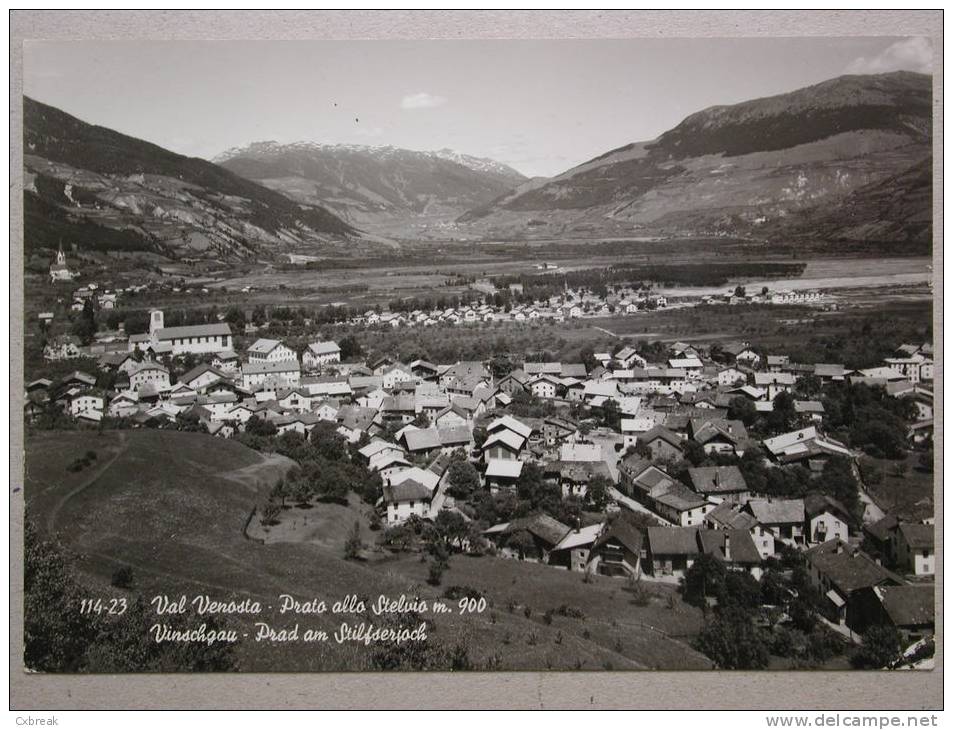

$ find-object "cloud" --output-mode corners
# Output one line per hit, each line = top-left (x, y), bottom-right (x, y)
(846, 37), (933, 75)
(400, 92), (447, 110)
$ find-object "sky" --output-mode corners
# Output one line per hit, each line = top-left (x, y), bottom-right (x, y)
(24, 36), (933, 178)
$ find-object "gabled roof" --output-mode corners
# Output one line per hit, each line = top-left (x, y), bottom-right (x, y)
(503, 514), (571, 547)
(242, 360), (301, 375)
(639, 425), (684, 449)
(180, 363), (227, 385)
(402, 428), (442, 452)
(705, 502), (759, 531)
(647, 526), (701, 556)
(382, 479), (432, 504)
(591, 519), (643, 555)
(898, 522), (934, 550)
(807, 543), (901, 594)
(746, 498), (805, 525)
(698, 529), (761, 565)
(486, 415), (533, 440)
(248, 338), (285, 354)
(307, 340), (340, 355)
(155, 323), (231, 341)
(486, 459), (524, 479)
(873, 585), (935, 627)
(688, 465), (748, 495)
(482, 429), (525, 452)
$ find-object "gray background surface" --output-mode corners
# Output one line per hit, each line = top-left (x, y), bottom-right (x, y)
(8, 9), (943, 710)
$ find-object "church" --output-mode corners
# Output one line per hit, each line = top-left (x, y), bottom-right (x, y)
(49, 244), (76, 283)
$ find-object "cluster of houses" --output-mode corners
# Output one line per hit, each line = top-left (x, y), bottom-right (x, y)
(29, 307), (934, 647)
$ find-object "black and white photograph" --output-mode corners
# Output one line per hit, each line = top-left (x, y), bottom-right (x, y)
(11, 10), (941, 705)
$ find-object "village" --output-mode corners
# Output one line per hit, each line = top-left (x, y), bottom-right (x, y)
(25, 242), (937, 671)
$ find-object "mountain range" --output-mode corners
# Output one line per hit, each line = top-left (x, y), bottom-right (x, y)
(213, 141), (526, 233)
(23, 96), (356, 260)
(22, 71), (933, 260)
(460, 71), (932, 246)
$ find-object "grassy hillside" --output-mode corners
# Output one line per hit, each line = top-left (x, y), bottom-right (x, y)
(23, 429), (711, 671)
(24, 96), (355, 239)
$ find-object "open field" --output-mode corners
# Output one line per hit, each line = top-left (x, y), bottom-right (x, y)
(24, 430), (712, 671)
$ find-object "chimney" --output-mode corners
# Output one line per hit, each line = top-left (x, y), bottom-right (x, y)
(723, 533), (732, 561)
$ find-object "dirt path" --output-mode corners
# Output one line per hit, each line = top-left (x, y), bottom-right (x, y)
(45, 432), (128, 535)
(220, 452), (295, 491)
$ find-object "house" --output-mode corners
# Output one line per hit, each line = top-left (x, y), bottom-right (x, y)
(145, 310), (232, 356)
(179, 363), (229, 392)
(805, 540), (904, 624)
(690, 418), (748, 456)
(248, 338), (298, 364)
(644, 527), (700, 580)
(484, 514), (571, 563)
(368, 452), (413, 485)
(717, 366), (747, 387)
(745, 499), (805, 545)
(585, 520), (643, 577)
(721, 341), (760, 367)
(803, 494), (851, 546)
(302, 341), (341, 369)
(762, 426), (851, 468)
(497, 369), (530, 395)
(433, 402), (471, 429)
(645, 526), (761, 580)
(527, 374), (561, 400)
(484, 458), (524, 493)
(550, 523), (605, 573)
(687, 466), (749, 504)
(108, 390), (139, 418)
(43, 335), (82, 361)
(241, 360), (301, 391)
(381, 479), (432, 525)
(637, 425), (684, 461)
(548, 460), (613, 500)
(704, 502), (776, 559)
(68, 392), (105, 418)
(128, 360), (170, 394)
(893, 522), (935, 576)
(863, 514), (900, 566)
(794, 400), (826, 422)
(847, 585), (935, 643)
(212, 351), (240, 373)
(614, 346), (647, 369)
(754, 372), (796, 400)
(481, 429), (524, 463)
(620, 417), (654, 449)
(381, 394), (416, 425)
(399, 427), (443, 458)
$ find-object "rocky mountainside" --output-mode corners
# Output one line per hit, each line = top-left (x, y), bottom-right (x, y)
(459, 72), (932, 246)
(23, 97), (357, 259)
(214, 141), (526, 234)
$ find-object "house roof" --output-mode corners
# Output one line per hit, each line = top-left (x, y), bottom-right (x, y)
(390, 467), (439, 491)
(486, 459), (524, 479)
(688, 465), (748, 495)
(698, 529), (762, 565)
(155, 323), (231, 341)
(402, 428), (442, 452)
(898, 522), (934, 550)
(874, 585), (935, 627)
(655, 482), (708, 511)
(242, 360), (301, 375)
(438, 425), (471, 446)
(794, 400), (826, 414)
(382, 479), (432, 504)
(647, 526), (701, 556)
(554, 523), (604, 551)
(807, 544), (900, 595)
(248, 338), (285, 354)
(486, 415), (533, 440)
(482, 430), (526, 452)
(505, 514), (571, 547)
(308, 340), (341, 355)
(746, 498), (805, 525)
(640, 425), (684, 449)
(705, 502), (759, 531)
(591, 519), (643, 555)
(804, 493), (852, 522)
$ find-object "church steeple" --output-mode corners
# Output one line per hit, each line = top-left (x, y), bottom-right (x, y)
(56, 240), (66, 266)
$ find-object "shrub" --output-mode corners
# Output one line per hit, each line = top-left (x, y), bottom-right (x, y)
(110, 566), (134, 589)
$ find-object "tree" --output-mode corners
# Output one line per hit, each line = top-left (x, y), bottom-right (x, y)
(71, 300), (97, 345)
(261, 501), (281, 526)
(344, 520), (363, 560)
(694, 607), (770, 669)
(24, 521), (99, 671)
(309, 421), (347, 461)
(447, 459), (480, 499)
(852, 625), (902, 669)
(586, 474), (612, 511)
(728, 396), (757, 427)
(682, 440), (707, 467)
